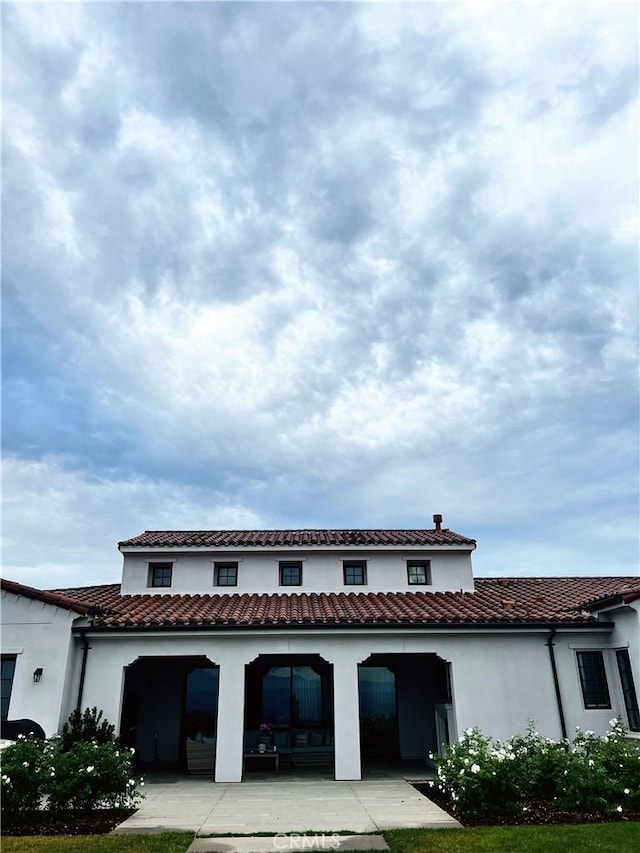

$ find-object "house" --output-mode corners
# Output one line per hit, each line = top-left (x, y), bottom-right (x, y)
(2, 516), (638, 783)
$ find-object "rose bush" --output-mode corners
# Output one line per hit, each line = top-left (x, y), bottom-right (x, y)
(431, 719), (640, 822)
(1, 709), (144, 822)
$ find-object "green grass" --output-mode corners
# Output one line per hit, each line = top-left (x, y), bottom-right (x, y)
(0, 833), (194, 853)
(385, 823), (640, 853)
(2, 824), (639, 853)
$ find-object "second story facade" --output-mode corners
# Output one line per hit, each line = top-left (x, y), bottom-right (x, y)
(118, 517), (477, 596)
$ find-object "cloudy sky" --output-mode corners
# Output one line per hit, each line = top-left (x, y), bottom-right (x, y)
(2, 2), (638, 590)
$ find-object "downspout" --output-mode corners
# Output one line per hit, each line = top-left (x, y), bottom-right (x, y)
(76, 630), (91, 711)
(546, 628), (568, 741)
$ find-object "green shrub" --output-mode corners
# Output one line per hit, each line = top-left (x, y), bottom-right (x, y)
(432, 719), (640, 822)
(1, 709), (143, 820)
(0, 735), (49, 816)
(47, 739), (143, 814)
(60, 707), (116, 751)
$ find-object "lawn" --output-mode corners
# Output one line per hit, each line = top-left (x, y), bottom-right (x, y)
(2, 824), (640, 853)
(0, 834), (193, 853)
(385, 823), (640, 852)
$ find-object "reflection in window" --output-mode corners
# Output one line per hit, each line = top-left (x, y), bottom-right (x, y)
(262, 666), (324, 725)
(577, 650), (611, 709)
(279, 562), (302, 586)
(150, 563), (172, 587)
(1, 655), (17, 721)
(358, 666), (396, 717)
(343, 561), (366, 585)
(616, 649), (640, 731)
(358, 666), (398, 757)
(215, 563), (238, 586)
(185, 667), (219, 737)
(407, 560), (430, 585)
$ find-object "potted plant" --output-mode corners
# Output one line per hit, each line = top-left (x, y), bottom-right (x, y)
(258, 722), (272, 752)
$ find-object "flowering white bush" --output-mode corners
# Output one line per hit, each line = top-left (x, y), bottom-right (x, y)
(432, 720), (640, 822)
(1, 711), (145, 820)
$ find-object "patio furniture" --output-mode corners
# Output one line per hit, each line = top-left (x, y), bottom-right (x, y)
(244, 749), (280, 773)
(186, 736), (216, 774)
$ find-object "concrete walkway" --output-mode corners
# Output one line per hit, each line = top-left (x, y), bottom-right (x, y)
(112, 777), (459, 836)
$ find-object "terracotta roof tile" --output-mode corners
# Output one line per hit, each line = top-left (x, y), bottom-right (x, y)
(580, 584), (640, 610)
(1, 578), (112, 616)
(46, 575), (638, 630)
(118, 528), (476, 548)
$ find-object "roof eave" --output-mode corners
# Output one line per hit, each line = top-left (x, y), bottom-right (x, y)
(1, 578), (93, 615)
(76, 619), (613, 634)
(118, 543), (476, 554)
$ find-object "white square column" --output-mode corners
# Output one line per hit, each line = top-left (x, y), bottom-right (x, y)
(214, 653), (247, 782)
(332, 656), (361, 780)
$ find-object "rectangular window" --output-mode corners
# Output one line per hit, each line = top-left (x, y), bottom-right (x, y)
(407, 560), (431, 585)
(150, 563), (172, 588)
(343, 560), (367, 585)
(616, 649), (640, 731)
(576, 650), (611, 709)
(1, 655), (17, 721)
(215, 562), (238, 586)
(279, 561), (302, 586)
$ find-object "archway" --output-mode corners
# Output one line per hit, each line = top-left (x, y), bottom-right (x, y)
(358, 653), (454, 772)
(120, 655), (219, 770)
(244, 654), (334, 775)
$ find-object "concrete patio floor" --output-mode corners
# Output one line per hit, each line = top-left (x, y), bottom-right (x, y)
(112, 774), (460, 836)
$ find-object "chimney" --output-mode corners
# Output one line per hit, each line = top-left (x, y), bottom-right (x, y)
(433, 513), (443, 531)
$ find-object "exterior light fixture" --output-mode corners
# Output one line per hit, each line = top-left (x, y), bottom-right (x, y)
(33, 668), (43, 683)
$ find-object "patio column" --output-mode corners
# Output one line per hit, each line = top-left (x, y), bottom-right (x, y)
(214, 652), (247, 782)
(332, 655), (361, 780)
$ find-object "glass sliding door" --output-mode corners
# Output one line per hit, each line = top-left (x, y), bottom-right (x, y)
(262, 665), (326, 726)
(184, 666), (219, 738)
(358, 665), (399, 759)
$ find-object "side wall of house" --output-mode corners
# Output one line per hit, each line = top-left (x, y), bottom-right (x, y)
(554, 607), (640, 739)
(1, 592), (79, 736)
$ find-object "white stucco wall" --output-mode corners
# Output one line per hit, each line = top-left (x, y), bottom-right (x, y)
(75, 623), (622, 782)
(1, 591), (81, 736)
(119, 548), (475, 595)
(553, 607), (640, 738)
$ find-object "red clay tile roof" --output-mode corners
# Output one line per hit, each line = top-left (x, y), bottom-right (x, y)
(46, 576), (638, 630)
(118, 528), (476, 548)
(1, 578), (109, 616)
(580, 584), (640, 610)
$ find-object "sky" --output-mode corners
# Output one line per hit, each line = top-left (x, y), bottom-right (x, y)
(2, 1), (638, 590)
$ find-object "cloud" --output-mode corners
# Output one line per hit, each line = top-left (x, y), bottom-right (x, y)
(1, 1), (638, 586)
(1, 455), (265, 589)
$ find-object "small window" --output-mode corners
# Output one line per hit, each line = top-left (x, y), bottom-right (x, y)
(343, 560), (367, 585)
(407, 560), (430, 585)
(150, 563), (172, 588)
(215, 563), (238, 587)
(616, 649), (640, 731)
(1, 655), (17, 721)
(279, 561), (302, 586)
(576, 650), (611, 709)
